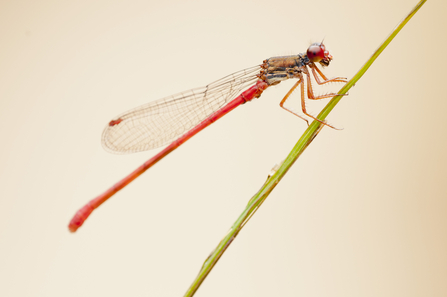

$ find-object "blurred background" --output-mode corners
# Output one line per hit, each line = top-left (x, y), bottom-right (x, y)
(0, 0), (445, 296)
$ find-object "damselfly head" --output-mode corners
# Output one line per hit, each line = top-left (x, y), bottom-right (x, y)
(306, 43), (333, 67)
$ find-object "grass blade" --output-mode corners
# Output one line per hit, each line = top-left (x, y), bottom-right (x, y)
(183, 1), (427, 296)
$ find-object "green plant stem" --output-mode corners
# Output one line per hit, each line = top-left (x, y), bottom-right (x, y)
(183, 1), (426, 296)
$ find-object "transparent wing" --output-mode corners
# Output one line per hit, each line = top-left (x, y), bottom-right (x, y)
(102, 66), (261, 154)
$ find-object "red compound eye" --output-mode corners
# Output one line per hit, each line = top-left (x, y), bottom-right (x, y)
(307, 43), (326, 62)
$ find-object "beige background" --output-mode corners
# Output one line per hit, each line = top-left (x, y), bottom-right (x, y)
(0, 0), (445, 296)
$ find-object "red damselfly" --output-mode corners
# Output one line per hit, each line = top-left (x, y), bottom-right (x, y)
(69, 42), (347, 232)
